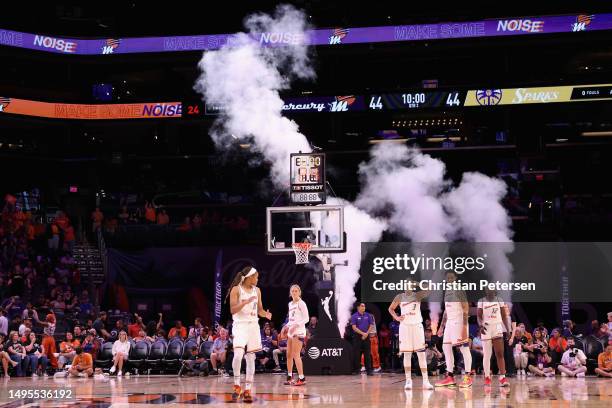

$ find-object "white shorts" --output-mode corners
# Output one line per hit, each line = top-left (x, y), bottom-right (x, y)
(481, 322), (504, 341)
(399, 322), (426, 352)
(232, 321), (262, 353)
(443, 319), (469, 346)
(288, 324), (306, 340)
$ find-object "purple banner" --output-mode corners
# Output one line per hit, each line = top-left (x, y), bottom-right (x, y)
(1, 14), (611, 55)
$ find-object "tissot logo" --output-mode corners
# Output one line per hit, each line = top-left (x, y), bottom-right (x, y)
(307, 346), (344, 360)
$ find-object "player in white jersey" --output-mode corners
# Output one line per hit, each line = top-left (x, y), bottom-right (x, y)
(285, 284), (309, 386)
(435, 271), (473, 388)
(477, 288), (510, 387)
(388, 284), (433, 390)
(227, 266), (272, 403)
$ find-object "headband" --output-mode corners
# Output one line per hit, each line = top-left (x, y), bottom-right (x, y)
(240, 267), (257, 283)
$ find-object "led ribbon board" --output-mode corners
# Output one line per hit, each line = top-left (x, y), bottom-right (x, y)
(0, 14), (610, 55)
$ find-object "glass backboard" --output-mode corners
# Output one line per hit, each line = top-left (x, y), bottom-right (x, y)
(266, 205), (345, 254)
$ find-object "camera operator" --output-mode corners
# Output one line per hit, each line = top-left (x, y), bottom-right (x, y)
(558, 337), (587, 377)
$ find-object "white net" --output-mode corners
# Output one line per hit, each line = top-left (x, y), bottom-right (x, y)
(292, 243), (312, 265)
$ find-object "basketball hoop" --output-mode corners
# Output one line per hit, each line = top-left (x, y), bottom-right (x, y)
(292, 242), (312, 264)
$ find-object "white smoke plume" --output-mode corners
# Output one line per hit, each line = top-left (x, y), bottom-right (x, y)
(194, 4), (313, 189)
(443, 173), (514, 302)
(328, 197), (386, 336)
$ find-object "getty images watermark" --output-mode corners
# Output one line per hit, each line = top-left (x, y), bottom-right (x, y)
(360, 242), (612, 303)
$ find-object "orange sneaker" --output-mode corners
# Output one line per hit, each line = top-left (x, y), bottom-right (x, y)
(458, 375), (473, 388)
(484, 376), (492, 386)
(243, 389), (253, 403)
(499, 377), (509, 387)
(231, 385), (242, 402)
(435, 373), (456, 387)
(294, 377), (306, 386)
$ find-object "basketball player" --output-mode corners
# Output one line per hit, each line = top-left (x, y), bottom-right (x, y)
(285, 284), (309, 386)
(435, 271), (473, 388)
(227, 266), (272, 403)
(388, 282), (433, 390)
(477, 288), (510, 387)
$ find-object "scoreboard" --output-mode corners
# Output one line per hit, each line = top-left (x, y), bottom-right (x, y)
(367, 91), (465, 110)
(290, 153), (326, 204)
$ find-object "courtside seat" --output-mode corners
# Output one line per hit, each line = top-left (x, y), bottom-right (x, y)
(146, 340), (167, 373)
(128, 341), (150, 372)
(583, 335), (604, 373)
(163, 339), (184, 372)
(182, 338), (199, 360)
(200, 340), (214, 360)
(95, 342), (114, 370)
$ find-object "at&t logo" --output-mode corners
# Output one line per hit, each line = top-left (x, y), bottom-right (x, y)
(308, 346), (344, 360)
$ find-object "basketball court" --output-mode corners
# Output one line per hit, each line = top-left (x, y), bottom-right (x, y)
(1, 375), (610, 407)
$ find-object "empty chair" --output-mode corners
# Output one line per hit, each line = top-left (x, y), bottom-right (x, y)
(128, 341), (150, 374)
(94, 342), (114, 370)
(164, 339), (184, 372)
(145, 340), (167, 373)
(583, 335), (604, 373)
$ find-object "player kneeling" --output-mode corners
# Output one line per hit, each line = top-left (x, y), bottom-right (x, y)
(388, 284), (433, 390)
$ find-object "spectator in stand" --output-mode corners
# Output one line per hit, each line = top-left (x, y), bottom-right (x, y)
(18, 318), (32, 337)
(177, 217), (192, 232)
(7, 331), (26, 376)
(378, 323), (391, 369)
(0, 309), (8, 337)
(110, 319), (126, 341)
(118, 206), (130, 224)
(188, 317), (203, 338)
(144, 201), (156, 224)
(608, 312), (612, 331)
(110, 331), (130, 377)
(272, 325), (288, 373)
(258, 325), (277, 369)
(0, 334), (19, 377)
(306, 316), (317, 341)
(155, 329), (167, 343)
(51, 294), (66, 319)
(133, 330), (154, 343)
(63, 223), (75, 254)
(595, 340), (612, 378)
(81, 332), (100, 360)
(169, 320), (187, 339)
(424, 328), (443, 375)
(558, 337), (587, 377)
(21, 302), (38, 322)
(210, 328), (229, 375)
(192, 214), (202, 230)
(48, 222), (60, 253)
(58, 332), (79, 369)
(24, 332), (48, 377)
(128, 314), (146, 338)
(156, 209), (169, 226)
(534, 320), (549, 341)
(93, 311), (110, 340)
(91, 208), (104, 232)
(197, 326), (214, 344)
(548, 328), (568, 367)
(68, 347), (93, 378)
(181, 346), (208, 376)
(77, 294), (93, 317)
(562, 320), (576, 338)
(511, 327), (530, 376)
(34, 313), (58, 368)
(471, 334), (484, 374)
(596, 323), (610, 344)
(528, 349), (555, 377)
(73, 326), (84, 342)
